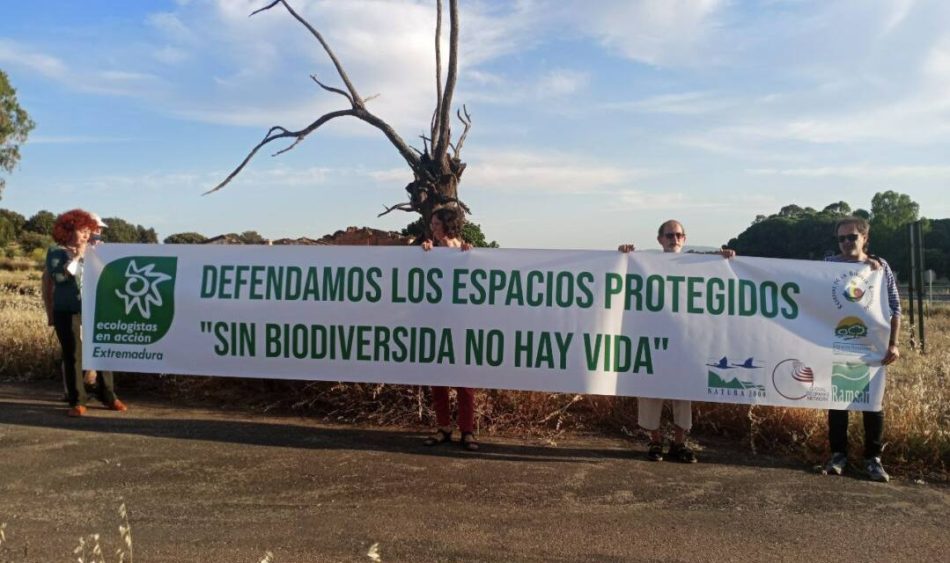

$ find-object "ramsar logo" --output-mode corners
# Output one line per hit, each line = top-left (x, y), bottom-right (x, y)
(834, 316), (868, 341)
(831, 361), (871, 404)
(94, 257), (177, 345)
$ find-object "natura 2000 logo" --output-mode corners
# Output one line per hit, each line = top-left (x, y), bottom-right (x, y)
(94, 257), (177, 345)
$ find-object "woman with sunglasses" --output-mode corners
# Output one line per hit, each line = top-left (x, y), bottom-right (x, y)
(822, 216), (900, 482)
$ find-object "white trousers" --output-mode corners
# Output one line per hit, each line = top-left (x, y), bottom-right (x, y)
(637, 398), (692, 432)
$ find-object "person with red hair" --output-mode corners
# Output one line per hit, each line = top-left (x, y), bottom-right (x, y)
(44, 209), (127, 416)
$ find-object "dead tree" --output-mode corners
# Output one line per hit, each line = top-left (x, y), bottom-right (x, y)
(207, 0), (471, 233)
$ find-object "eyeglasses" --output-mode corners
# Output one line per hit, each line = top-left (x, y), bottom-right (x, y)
(663, 232), (685, 240)
(837, 234), (860, 243)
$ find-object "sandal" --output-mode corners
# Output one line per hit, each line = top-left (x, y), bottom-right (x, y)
(460, 432), (480, 452)
(423, 428), (452, 446)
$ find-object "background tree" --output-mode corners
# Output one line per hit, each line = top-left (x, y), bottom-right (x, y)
(0, 70), (35, 199)
(101, 216), (158, 244)
(822, 201), (851, 216)
(164, 232), (208, 245)
(461, 223), (499, 248)
(101, 217), (138, 243)
(0, 208), (25, 236)
(238, 230), (266, 244)
(867, 190), (920, 277)
(136, 226), (158, 244)
(729, 201), (852, 260)
(0, 213), (14, 246)
(402, 218), (499, 248)
(209, 0), (473, 238)
(728, 191), (924, 280)
(871, 190), (919, 232)
(18, 231), (52, 254)
(23, 210), (55, 236)
(923, 219), (950, 279)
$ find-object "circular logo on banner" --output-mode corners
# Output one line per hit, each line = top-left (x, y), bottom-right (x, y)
(834, 316), (868, 341)
(772, 359), (814, 400)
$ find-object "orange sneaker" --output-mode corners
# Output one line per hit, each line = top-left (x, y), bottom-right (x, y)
(109, 399), (128, 412)
(67, 405), (87, 417)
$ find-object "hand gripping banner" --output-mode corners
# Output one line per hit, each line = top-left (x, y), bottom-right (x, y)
(82, 244), (892, 411)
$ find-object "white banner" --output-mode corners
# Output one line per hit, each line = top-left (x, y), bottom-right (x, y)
(82, 244), (892, 411)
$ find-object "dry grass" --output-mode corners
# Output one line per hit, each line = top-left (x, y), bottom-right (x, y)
(2, 270), (947, 479)
(0, 269), (60, 380)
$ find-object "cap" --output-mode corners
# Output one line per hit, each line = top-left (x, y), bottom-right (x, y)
(89, 212), (108, 228)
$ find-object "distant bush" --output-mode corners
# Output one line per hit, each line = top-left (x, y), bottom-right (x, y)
(19, 232), (52, 254)
(164, 232), (207, 245)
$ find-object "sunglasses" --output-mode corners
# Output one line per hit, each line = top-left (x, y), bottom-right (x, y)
(663, 232), (685, 240)
(837, 234), (860, 243)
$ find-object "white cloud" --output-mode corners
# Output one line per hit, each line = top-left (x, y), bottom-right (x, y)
(146, 12), (196, 43)
(29, 135), (134, 145)
(0, 39), (166, 97)
(604, 91), (734, 115)
(51, 165), (340, 196)
(747, 165), (950, 180)
(560, 0), (728, 67)
(153, 45), (190, 65)
(0, 39), (67, 79)
(365, 150), (647, 195)
(535, 69), (589, 98)
(463, 149), (650, 194)
(368, 168), (410, 183)
(882, 0), (917, 34)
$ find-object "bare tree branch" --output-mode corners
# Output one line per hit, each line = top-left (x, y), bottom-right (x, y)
(377, 202), (416, 217)
(453, 104), (471, 157)
(431, 0), (444, 147)
(249, 0), (281, 17)
(432, 0), (458, 163)
(310, 74), (353, 105)
(218, 0), (471, 217)
(354, 110), (428, 179)
(255, 0), (364, 105)
(205, 110), (356, 195)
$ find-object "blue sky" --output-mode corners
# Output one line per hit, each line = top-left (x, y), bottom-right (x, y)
(2, 0), (949, 249)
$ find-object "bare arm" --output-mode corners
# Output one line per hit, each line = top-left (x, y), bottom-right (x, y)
(882, 315), (901, 365)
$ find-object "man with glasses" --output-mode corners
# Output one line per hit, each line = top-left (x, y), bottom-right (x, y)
(619, 219), (735, 462)
(822, 216), (900, 482)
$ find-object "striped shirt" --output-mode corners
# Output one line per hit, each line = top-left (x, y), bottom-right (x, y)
(825, 255), (901, 318)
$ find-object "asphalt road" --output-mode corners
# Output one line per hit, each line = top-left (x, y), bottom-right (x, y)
(0, 381), (947, 563)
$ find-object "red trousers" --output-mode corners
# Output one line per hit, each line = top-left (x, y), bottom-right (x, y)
(431, 387), (475, 433)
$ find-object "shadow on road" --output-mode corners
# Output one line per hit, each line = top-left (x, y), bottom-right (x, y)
(0, 381), (802, 472)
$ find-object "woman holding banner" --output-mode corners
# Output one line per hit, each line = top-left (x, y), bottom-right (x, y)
(45, 209), (127, 417)
(822, 216), (900, 482)
(420, 207), (479, 451)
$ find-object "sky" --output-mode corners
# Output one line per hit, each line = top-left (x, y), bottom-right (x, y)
(1, 0), (949, 249)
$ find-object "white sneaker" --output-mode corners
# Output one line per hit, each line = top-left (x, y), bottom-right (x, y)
(823, 452), (848, 476)
(865, 457), (890, 483)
